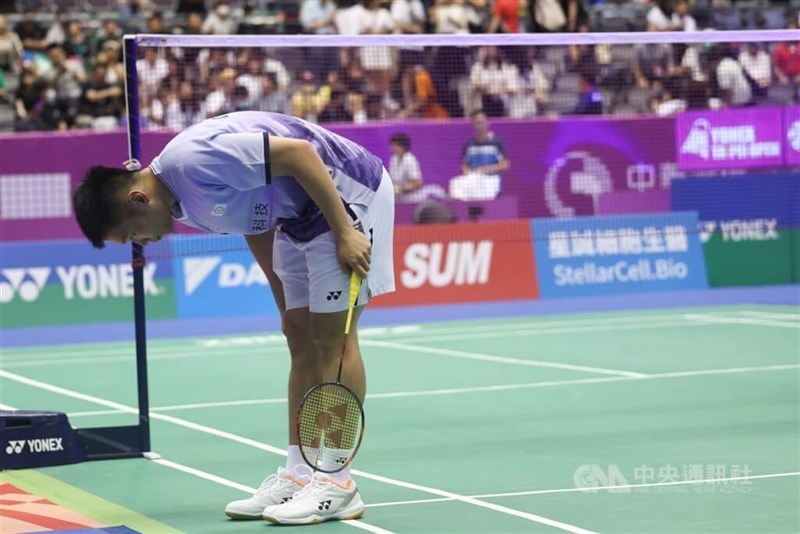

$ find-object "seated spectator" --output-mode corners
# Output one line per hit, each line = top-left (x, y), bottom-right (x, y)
(318, 88), (353, 123)
(184, 11), (204, 35)
(773, 28), (800, 88)
(0, 15), (22, 74)
(100, 41), (125, 86)
(574, 73), (602, 115)
(43, 44), (85, 106)
(739, 42), (772, 99)
(44, 10), (69, 48)
(651, 75), (687, 116)
(231, 84), (250, 111)
(16, 81), (73, 131)
(430, 0), (469, 34)
(528, 0), (585, 33)
(301, 0), (337, 34)
(77, 63), (122, 129)
(15, 11), (47, 52)
(163, 80), (203, 129)
(466, 0), (490, 33)
(399, 64), (449, 119)
(389, 132), (423, 201)
(291, 70), (326, 121)
(509, 54), (549, 118)
(359, 0), (397, 110)
(449, 110), (509, 201)
(204, 68), (237, 117)
(469, 46), (520, 117)
(203, 3), (238, 35)
(635, 43), (671, 88)
(14, 68), (41, 127)
(712, 44), (752, 107)
(674, 0), (697, 32)
(392, 0), (426, 107)
(145, 14), (170, 35)
(236, 56), (265, 108)
(91, 19), (122, 56)
(256, 72), (290, 115)
(646, 0), (683, 32)
(63, 21), (91, 61)
(137, 47), (169, 98)
(488, 0), (520, 33)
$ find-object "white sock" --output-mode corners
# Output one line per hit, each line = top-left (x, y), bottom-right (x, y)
(318, 447), (352, 483)
(329, 465), (352, 484)
(285, 445), (305, 477)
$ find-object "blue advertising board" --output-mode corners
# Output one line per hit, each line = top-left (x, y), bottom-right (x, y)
(532, 212), (708, 298)
(171, 235), (279, 318)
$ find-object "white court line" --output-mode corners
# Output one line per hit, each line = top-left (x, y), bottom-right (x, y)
(0, 370), (594, 534)
(0, 403), (16, 410)
(0, 345), (288, 365)
(362, 339), (647, 378)
(684, 314), (799, 329)
(735, 311), (800, 322)
(0, 312), (729, 360)
(65, 363), (800, 419)
(150, 458), (395, 533)
(366, 471), (800, 509)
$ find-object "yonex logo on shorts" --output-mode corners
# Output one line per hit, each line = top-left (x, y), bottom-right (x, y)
(326, 291), (342, 301)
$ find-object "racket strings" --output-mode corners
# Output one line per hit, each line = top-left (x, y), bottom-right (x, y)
(298, 383), (363, 472)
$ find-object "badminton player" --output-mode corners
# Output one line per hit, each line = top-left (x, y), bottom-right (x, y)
(72, 111), (395, 524)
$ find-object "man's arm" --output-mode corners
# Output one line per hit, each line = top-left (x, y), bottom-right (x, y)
(268, 136), (371, 277)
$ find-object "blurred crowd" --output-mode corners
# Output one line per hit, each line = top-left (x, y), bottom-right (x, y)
(0, 0), (798, 132)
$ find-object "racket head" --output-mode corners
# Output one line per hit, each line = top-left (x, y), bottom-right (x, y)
(296, 381), (365, 473)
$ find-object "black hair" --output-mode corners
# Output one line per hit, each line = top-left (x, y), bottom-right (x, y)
(390, 132), (411, 150)
(72, 166), (136, 249)
(469, 109), (486, 119)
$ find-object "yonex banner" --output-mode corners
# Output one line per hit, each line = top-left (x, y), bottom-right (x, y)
(171, 235), (279, 318)
(0, 240), (175, 328)
(373, 221), (539, 307)
(532, 212), (708, 298)
(671, 173), (800, 286)
(676, 107), (784, 171)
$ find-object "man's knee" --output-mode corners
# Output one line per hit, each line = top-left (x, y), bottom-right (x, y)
(283, 310), (313, 361)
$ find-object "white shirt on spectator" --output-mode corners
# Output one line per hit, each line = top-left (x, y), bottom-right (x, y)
(433, 3), (469, 34)
(717, 57), (752, 106)
(647, 6), (680, 30)
(392, 0), (426, 31)
(389, 152), (422, 202)
(679, 14), (697, 32)
(335, 4), (366, 35)
(136, 56), (169, 94)
(470, 61), (520, 96)
(359, 7), (395, 70)
(300, 0), (337, 34)
(202, 11), (237, 35)
(236, 73), (264, 107)
(739, 49), (772, 87)
(681, 45), (706, 82)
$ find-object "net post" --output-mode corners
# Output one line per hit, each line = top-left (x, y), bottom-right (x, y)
(123, 34), (151, 454)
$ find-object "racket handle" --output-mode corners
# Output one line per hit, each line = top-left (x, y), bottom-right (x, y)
(344, 272), (362, 335)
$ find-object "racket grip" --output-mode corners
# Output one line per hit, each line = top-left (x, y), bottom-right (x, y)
(344, 272), (362, 335)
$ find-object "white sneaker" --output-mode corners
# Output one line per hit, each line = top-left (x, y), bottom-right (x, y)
(224, 468), (307, 520)
(262, 473), (365, 525)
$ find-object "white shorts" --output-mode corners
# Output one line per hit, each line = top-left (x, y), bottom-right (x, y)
(273, 169), (395, 313)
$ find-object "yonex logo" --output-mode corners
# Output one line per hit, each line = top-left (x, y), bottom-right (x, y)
(0, 268), (51, 304)
(5, 441), (24, 455)
(326, 291), (342, 301)
(4, 438), (64, 455)
(318, 500), (331, 511)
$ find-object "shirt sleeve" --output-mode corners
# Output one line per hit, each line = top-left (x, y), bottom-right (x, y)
(158, 131), (272, 192)
(407, 153), (422, 181)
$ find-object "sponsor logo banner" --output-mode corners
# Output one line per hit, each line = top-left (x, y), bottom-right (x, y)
(0, 240), (175, 328)
(677, 108), (784, 171)
(671, 173), (800, 286)
(373, 221), (539, 307)
(532, 212), (708, 297)
(784, 106), (800, 167)
(171, 235), (278, 318)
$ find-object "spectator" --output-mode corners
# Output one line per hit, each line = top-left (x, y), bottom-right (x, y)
(529, 0), (585, 33)
(389, 132), (425, 202)
(145, 14), (169, 35)
(0, 15), (23, 74)
(204, 67), (237, 117)
(15, 11), (48, 52)
(449, 110), (509, 200)
(392, 0), (427, 107)
(203, 3), (238, 35)
(466, 0), (490, 33)
(646, 0), (682, 32)
(43, 44), (85, 104)
(291, 70), (326, 121)
(258, 72), (289, 114)
(231, 84), (250, 111)
(163, 81), (203, 129)
(18, 81), (72, 131)
(651, 75), (687, 116)
(63, 21), (91, 61)
(44, 10), (69, 47)
(773, 30), (800, 87)
(77, 63), (123, 129)
(100, 41), (125, 86)
(91, 20), (122, 56)
(430, 0), (469, 34)
(509, 50), (550, 117)
(469, 46), (521, 116)
(136, 47), (169, 98)
(318, 88), (354, 123)
(674, 0), (697, 32)
(184, 11), (204, 34)
(301, 0), (337, 34)
(712, 44), (752, 107)
(667, 42), (706, 83)
(335, 0), (366, 34)
(739, 42), (772, 99)
(359, 0), (397, 109)
(400, 64), (449, 118)
(236, 56), (266, 108)
(488, 0), (521, 33)
(14, 68), (41, 126)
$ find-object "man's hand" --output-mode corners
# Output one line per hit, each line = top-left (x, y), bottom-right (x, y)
(336, 227), (371, 277)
